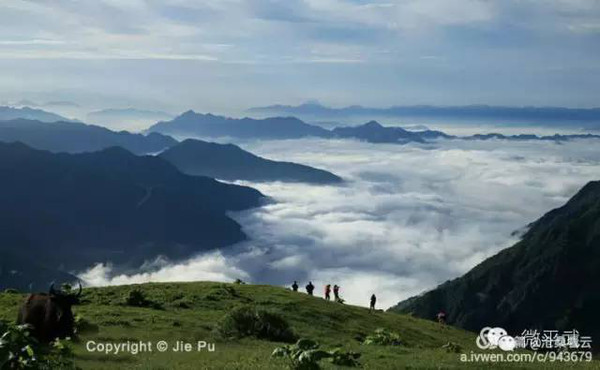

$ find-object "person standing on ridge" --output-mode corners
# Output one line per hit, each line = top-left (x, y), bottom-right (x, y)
(436, 310), (446, 325)
(333, 285), (340, 302)
(292, 281), (298, 292)
(369, 294), (377, 313)
(306, 281), (315, 296)
(325, 284), (331, 301)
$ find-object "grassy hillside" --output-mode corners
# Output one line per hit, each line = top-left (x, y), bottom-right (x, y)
(0, 282), (595, 369)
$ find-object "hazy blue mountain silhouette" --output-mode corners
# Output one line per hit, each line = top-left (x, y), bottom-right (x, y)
(0, 119), (176, 154)
(87, 108), (173, 124)
(390, 181), (600, 341)
(332, 120), (427, 143)
(0, 106), (72, 123)
(160, 139), (342, 184)
(249, 102), (600, 127)
(332, 121), (600, 143)
(0, 142), (264, 280)
(0, 251), (79, 292)
(149, 111), (600, 144)
(147, 110), (332, 139)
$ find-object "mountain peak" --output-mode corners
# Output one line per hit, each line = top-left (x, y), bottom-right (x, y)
(363, 120), (383, 129)
(179, 109), (198, 118)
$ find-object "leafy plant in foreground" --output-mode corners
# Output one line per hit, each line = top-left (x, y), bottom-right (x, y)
(74, 315), (99, 336)
(272, 339), (360, 369)
(362, 328), (402, 346)
(0, 324), (77, 369)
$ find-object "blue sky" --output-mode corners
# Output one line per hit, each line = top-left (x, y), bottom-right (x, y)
(1, 0), (599, 114)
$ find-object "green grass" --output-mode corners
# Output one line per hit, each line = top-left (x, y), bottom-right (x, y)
(0, 282), (597, 369)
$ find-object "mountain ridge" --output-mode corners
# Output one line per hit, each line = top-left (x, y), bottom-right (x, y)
(147, 110), (332, 139)
(0, 118), (176, 154)
(0, 142), (264, 287)
(159, 139), (343, 184)
(0, 106), (73, 123)
(249, 102), (600, 124)
(390, 180), (600, 342)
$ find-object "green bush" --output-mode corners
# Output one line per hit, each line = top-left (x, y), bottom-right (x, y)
(123, 288), (162, 309)
(74, 315), (99, 335)
(441, 341), (463, 353)
(272, 339), (360, 370)
(363, 328), (402, 346)
(0, 324), (77, 369)
(3, 289), (19, 294)
(204, 285), (241, 301)
(217, 305), (297, 342)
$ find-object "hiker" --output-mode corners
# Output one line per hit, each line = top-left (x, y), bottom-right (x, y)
(325, 284), (331, 300)
(333, 285), (340, 302)
(369, 294), (376, 313)
(306, 281), (315, 296)
(436, 311), (446, 325)
(292, 281), (298, 292)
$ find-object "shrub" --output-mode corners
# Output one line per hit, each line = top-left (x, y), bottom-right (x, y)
(363, 328), (402, 346)
(172, 299), (193, 309)
(123, 288), (162, 309)
(3, 289), (19, 294)
(328, 348), (361, 367)
(272, 339), (360, 370)
(441, 341), (463, 353)
(217, 305), (296, 342)
(74, 315), (99, 335)
(204, 285), (240, 301)
(0, 324), (77, 369)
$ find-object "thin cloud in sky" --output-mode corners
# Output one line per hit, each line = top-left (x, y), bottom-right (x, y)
(1, 0), (599, 112)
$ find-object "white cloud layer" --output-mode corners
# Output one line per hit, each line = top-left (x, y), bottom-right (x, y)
(79, 137), (600, 309)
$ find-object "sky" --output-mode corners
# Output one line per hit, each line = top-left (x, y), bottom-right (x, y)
(1, 0), (600, 114)
(80, 137), (600, 308)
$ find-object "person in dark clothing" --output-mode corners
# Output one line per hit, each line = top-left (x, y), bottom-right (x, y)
(292, 281), (299, 292)
(325, 284), (331, 300)
(306, 281), (315, 296)
(369, 294), (376, 313)
(333, 285), (340, 302)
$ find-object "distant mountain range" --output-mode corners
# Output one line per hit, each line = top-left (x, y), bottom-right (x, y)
(160, 139), (342, 184)
(332, 120), (455, 144)
(0, 106), (73, 123)
(0, 118), (176, 154)
(0, 118), (342, 183)
(249, 102), (600, 126)
(0, 251), (79, 292)
(87, 108), (174, 129)
(390, 180), (600, 341)
(334, 121), (600, 144)
(0, 142), (264, 289)
(149, 111), (600, 144)
(147, 110), (332, 139)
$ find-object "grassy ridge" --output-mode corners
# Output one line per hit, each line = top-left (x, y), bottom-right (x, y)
(0, 282), (596, 369)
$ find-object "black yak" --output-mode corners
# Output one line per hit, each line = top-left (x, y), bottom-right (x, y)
(17, 283), (82, 342)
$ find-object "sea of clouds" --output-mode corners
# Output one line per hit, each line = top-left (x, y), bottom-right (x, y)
(80, 137), (600, 309)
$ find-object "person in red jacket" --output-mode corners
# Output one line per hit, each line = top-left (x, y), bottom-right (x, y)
(436, 311), (447, 325)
